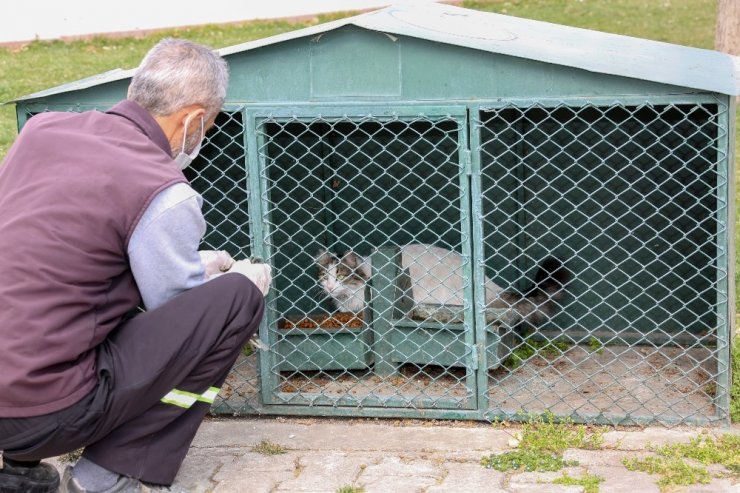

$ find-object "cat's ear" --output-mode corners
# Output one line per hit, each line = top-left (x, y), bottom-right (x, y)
(343, 252), (371, 280)
(315, 249), (336, 268)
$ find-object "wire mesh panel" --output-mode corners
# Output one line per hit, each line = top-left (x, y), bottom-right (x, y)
(184, 108), (263, 415)
(473, 99), (731, 425)
(249, 107), (487, 411)
(187, 109), (251, 257)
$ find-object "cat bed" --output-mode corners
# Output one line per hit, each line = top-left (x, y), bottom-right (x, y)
(368, 246), (520, 374)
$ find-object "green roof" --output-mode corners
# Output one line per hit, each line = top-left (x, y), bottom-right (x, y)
(16, 2), (740, 102)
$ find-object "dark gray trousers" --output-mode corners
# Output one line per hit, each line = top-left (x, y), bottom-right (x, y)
(0, 273), (264, 485)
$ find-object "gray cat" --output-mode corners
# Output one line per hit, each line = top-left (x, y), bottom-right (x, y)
(316, 244), (569, 325)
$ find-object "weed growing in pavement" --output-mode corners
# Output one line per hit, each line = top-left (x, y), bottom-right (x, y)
(731, 338), (740, 423)
(623, 434), (739, 491)
(588, 337), (604, 354)
(481, 448), (576, 472)
(624, 455), (711, 490)
(481, 411), (606, 474)
(252, 439), (287, 455)
(518, 411), (605, 453)
(335, 486), (364, 493)
(553, 471), (604, 493)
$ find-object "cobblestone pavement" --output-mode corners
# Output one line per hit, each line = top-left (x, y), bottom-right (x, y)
(45, 417), (740, 493)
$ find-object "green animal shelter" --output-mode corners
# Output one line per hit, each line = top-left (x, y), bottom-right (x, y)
(13, 3), (737, 425)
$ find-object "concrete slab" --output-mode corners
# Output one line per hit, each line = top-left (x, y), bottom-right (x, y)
(426, 462), (508, 493)
(508, 468), (591, 493)
(211, 451), (298, 492)
(43, 418), (740, 493)
(602, 427), (708, 450)
(588, 465), (661, 493)
(170, 452), (232, 493)
(276, 451), (374, 492)
(358, 456), (443, 493)
(682, 481), (740, 492)
(191, 418), (511, 453)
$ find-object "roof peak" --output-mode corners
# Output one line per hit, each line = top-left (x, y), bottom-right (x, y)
(14, 2), (740, 102)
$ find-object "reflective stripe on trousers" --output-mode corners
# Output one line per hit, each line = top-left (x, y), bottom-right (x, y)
(160, 387), (219, 409)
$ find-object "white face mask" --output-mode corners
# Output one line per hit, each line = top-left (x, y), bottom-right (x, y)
(174, 114), (204, 170)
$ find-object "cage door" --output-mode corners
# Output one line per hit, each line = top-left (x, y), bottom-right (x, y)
(249, 105), (481, 413)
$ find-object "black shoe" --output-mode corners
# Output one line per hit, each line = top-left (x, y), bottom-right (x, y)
(0, 460), (60, 493)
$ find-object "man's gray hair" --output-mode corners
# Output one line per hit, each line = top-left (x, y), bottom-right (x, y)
(128, 38), (229, 119)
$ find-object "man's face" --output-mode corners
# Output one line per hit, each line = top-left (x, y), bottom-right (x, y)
(171, 112), (217, 158)
(181, 116), (203, 156)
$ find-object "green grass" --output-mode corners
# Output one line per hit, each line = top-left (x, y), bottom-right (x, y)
(481, 448), (576, 472)
(553, 472), (603, 493)
(623, 434), (739, 491)
(464, 0), (716, 47)
(504, 336), (572, 369)
(481, 412), (605, 473)
(517, 412), (605, 453)
(242, 343), (254, 357)
(482, 413), (607, 490)
(336, 486), (365, 493)
(252, 439), (288, 455)
(0, 12), (356, 158)
(484, 414), (737, 492)
(660, 434), (740, 473)
(733, 339), (740, 422)
(625, 455), (711, 491)
(588, 337), (604, 354)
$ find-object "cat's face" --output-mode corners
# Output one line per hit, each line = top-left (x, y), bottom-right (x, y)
(316, 250), (371, 312)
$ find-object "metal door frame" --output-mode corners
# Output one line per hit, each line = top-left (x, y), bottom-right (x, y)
(245, 103), (481, 413)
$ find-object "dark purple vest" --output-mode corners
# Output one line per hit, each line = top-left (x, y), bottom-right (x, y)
(0, 101), (186, 417)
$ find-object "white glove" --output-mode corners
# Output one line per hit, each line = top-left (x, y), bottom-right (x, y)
(227, 259), (272, 296)
(199, 250), (235, 279)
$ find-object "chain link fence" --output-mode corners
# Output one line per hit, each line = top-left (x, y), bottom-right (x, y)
(19, 98), (732, 425)
(475, 101), (729, 424)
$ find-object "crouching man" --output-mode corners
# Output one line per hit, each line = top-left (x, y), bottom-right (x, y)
(0, 38), (270, 492)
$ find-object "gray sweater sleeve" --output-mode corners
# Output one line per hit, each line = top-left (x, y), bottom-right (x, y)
(128, 183), (208, 310)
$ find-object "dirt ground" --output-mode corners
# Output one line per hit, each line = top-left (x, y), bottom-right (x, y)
(217, 344), (720, 423)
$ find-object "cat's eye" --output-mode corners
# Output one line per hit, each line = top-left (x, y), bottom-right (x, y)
(336, 274), (346, 280)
